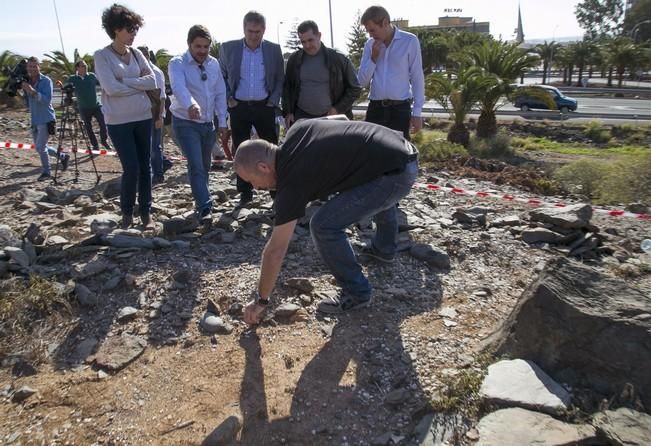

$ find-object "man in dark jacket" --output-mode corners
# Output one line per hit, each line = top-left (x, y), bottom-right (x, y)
(219, 11), (284, 206)
(282, 20), (361, 127)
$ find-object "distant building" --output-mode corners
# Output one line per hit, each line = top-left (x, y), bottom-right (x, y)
(393, 16), (490, 35)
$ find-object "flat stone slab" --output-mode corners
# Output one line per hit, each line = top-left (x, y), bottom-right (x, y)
(592, 408), (651, 446)
(94, 334), (147, 371)
(529, 203), (592, 229)
(521, 228), (565, 244)
(477, 408), (596, 446)
(480, 359), (570, 414)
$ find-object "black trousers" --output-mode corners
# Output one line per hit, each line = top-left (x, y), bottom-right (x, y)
(365, 101), (411, 141)
(229, 101), (278, 196)
(79, 106), (109, 149)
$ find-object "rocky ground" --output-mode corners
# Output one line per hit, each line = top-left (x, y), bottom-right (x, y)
(0, 110), (649, 445)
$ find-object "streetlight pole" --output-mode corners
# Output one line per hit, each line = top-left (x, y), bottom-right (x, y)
(631, 20), (651, 43)
(328, 0), (334, 48)
(276, 21), (284, 46)
(52, 0), (66, 56)
(548, 25), (559, 84)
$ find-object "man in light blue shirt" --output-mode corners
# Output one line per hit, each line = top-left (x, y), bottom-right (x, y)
(358, 6), (424, 140)
(22, 57), (69, 180)
(219, 10), (284, 206)
(169, 25), (228, 219)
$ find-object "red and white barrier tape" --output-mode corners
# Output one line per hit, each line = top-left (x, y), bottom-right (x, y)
(2, 140), (648, 219)
(416, 182), (651, 220)
(3, 140), (117, 157)
(2, 141), (230, 164)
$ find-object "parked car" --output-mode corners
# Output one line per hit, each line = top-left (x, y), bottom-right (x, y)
(514, 85), (578, 113)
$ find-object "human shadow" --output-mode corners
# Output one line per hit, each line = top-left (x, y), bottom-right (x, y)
(219, 255), (448, 445)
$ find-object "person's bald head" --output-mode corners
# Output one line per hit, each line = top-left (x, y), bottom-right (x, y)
(233, 139), (278, 190)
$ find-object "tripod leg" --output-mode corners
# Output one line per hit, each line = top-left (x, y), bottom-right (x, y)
(52, 107), (70, 185)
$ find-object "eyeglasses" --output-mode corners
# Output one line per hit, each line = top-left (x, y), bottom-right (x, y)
(198, 64), (207, 81)
(126, 26), (139, 34)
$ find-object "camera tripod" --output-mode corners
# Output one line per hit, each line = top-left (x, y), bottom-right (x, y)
(52, 94), (101, 185)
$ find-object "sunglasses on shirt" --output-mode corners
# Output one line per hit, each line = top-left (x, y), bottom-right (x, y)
(198, 64), (207, 81)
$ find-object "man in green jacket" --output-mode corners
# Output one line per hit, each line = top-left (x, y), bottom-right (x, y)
(65, 60), (111, 151)
(282, 20), (361, 127)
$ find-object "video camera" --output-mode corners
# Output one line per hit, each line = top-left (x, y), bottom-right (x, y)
(61, 83), (75, 106)
(2, 59), (29, 97)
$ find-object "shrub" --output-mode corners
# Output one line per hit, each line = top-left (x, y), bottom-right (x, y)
(597, 152), (651, 205)
(412, 130), (468, 162)
(553, 159), (611, 198)
(0, 276), (72, 336)
(468, 131), (513, 159)
(584, 121), (612, 144)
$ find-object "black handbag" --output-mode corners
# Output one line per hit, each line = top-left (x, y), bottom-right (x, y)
(47, 120), (56, 135)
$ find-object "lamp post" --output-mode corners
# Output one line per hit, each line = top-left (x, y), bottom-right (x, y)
(631, 20), (651, 43)
(328, 0), (334, 48)
(548, 24), (559, 83)
(276, 21), (284, 46)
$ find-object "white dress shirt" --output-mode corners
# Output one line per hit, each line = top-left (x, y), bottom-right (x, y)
(358, 27), (425, 117)
(168, 51), (227, 125)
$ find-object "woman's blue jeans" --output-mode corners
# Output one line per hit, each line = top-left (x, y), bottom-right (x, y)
(107, 119), (152, 216)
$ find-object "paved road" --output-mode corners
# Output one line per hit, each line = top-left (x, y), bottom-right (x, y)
(501, 97), (651, 116)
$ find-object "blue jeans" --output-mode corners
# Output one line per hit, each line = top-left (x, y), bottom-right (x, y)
(172, 116), (216, 212)
(150, 124), (164, 177)
(107, 119), (152, 216)
(31, 124), (63, 175)
(310, 160), (418, 298)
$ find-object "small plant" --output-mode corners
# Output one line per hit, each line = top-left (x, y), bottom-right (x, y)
(430, 353), (493, 416)
(468, 131), (513, 159)
(0, 276), (72, 337)
(553, 159), (611, 199)
(584, 121), (612, 144)
(412, 130), (468, 163)
(597, 153), (651, 205)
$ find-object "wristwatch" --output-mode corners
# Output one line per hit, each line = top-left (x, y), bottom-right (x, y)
(256, 293), (270, 306)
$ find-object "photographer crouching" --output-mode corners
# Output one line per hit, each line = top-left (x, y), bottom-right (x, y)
(64, 60), (111, 152)
(21, 57), (69, 181)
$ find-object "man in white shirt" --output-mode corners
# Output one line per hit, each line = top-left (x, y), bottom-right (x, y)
(168, 25), (228, 219)
(358, 6), (424, 140)
(138, 45), (171, 185)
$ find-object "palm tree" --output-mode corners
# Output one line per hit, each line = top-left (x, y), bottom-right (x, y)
(607, 37), (645, 87)
(557, 45), (575, 86)
(443, 31), (492, 75)
(425, 66), (490, 147)
(572, 40), (594, 86)
(0, 50), (25, 82)
(153, 48), (172, 82)
(209, 42), (221, 59)
(466, 40), (540, 138)
(41, 50), (75, 82)
(534, 41), (561, 84)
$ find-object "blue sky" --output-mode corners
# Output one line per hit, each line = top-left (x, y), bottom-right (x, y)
(1, 0), (585, 59)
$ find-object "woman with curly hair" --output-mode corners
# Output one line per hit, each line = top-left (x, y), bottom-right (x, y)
(94, 3), (157, 229)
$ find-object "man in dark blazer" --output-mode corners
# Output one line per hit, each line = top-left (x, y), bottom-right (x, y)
(219, 10), (285, 206)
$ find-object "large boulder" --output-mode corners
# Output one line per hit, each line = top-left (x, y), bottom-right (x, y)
(476, 408), (597, 446)
(483, 257), (651, 409)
